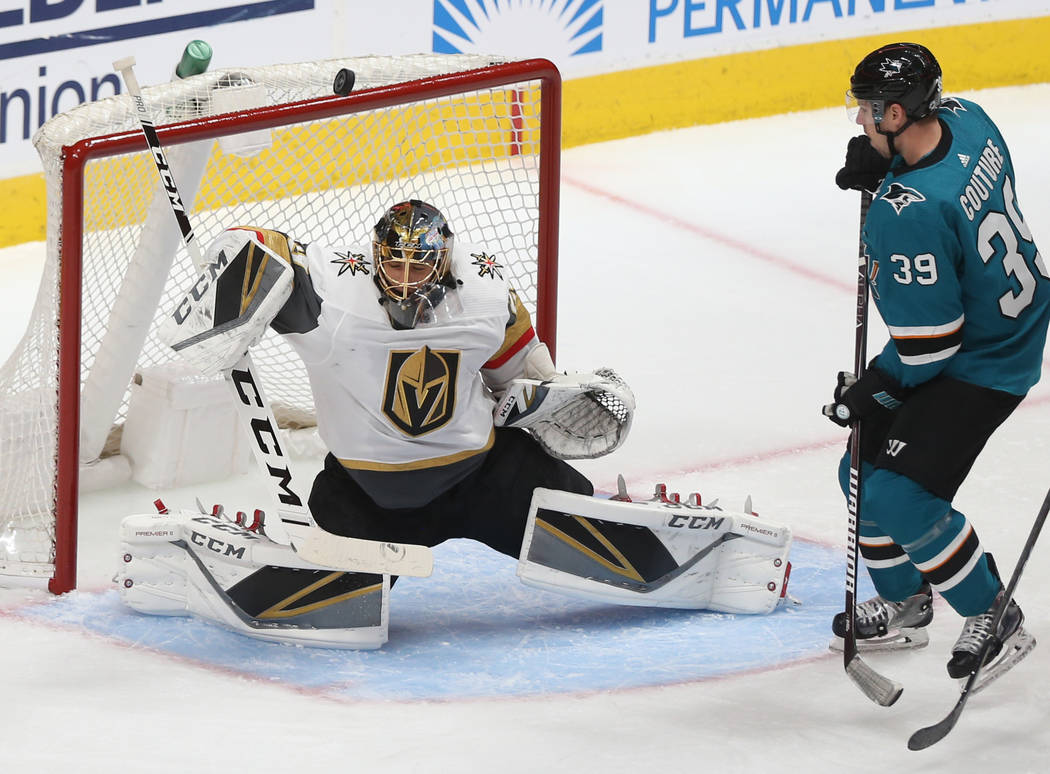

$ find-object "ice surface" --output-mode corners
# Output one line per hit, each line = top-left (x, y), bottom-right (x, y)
(2, 85), (1048, 772)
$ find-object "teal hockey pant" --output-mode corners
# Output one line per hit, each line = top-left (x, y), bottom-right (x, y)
(837, 457), (998, 617)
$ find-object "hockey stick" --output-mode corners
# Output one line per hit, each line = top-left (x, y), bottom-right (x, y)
(908, 485), (1049, 750)
(113, 56), (432, 577)
(841, 189), (904, 706)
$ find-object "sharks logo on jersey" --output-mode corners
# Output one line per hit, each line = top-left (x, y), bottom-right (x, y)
(881, 183), (927, 215)
(939, 97), (967, 115)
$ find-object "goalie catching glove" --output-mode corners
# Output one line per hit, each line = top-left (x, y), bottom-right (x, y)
(494, 367), (635, 459)
(158, 227), (295, 376)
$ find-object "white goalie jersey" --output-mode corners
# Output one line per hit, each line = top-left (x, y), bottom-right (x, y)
(270, 233), (539, 508)
(160, 225), (632, 509)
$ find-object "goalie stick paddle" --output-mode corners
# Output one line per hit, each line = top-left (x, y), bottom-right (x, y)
(907, 485), (1050, 751)
(113, 55), (433, 577)
(841, 189), (903, 707)
(225, 355), (432, 576)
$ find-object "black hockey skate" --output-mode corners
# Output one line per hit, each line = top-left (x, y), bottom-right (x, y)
(946, 590), (1036, 693)
(830, 583), (933, 652)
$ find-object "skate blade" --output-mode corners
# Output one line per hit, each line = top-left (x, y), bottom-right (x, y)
(829, 626), (930, 653)
(968, 628), (1037, 695)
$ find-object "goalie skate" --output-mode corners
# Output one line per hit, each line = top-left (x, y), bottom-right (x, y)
(830, 583), (932, 652)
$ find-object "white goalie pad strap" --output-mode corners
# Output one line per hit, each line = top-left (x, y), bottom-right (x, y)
(494, 369), (635, 459)
(116, 510), (389, 649)
(158, 229), (293, 376)
(517, 488), (792, 614)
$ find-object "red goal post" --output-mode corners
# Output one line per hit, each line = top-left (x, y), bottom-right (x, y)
(0, 55), (561, 593)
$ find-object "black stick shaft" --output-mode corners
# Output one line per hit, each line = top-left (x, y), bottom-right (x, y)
(839, 190), (900, 706)
(844, 189), (872, 666)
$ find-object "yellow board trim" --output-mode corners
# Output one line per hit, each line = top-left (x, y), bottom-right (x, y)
(4, 16), (1048, 249)
(0, 173), (47, 246)
(562, 16), (1050, 147)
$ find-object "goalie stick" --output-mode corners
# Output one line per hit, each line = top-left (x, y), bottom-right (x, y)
(841, 189), (904, 706)
(907, 485), (1049, 750)
(113, 55), (432, 577)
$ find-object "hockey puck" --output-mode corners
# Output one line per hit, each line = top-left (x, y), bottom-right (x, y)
(333, 68), (356, 96)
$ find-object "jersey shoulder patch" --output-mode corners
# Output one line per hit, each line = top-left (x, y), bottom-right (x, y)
(938, 96), (968, 116)
(450, 243), (513, 317)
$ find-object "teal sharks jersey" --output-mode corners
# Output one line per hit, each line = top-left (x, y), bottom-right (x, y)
(864, 97), (1050, 395)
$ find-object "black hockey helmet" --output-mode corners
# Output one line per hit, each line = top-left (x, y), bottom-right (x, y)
(372, 199), (456, 329)
(848, 42), (942, 126)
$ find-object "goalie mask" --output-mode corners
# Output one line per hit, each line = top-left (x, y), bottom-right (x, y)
(373, 200), (456, 329)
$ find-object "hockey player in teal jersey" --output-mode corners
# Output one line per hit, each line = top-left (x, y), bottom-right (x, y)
(824, 42), (1045, 687)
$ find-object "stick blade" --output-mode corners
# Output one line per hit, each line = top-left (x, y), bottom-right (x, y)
(846, 654), (903, 706)
(908, 710), (960, 751)
(293, 528), (434, 578)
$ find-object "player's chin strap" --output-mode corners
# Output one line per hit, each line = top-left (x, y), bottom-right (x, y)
(875, 108), (919, 160)
(879, 123), (906, 159)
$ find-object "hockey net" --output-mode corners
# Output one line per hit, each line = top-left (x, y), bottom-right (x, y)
(0, 54), (561, 592)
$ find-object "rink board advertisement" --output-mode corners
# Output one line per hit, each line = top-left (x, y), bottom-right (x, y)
(0, 0), (1048, 242)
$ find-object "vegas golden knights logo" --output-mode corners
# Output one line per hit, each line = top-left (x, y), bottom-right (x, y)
(382, 346), (460, 436)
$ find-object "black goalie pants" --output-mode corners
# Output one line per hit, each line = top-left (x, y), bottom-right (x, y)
(309, 428), (594, 560)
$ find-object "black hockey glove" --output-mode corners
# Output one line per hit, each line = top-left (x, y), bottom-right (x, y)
(822, 366), (907, 427)
(835, 135), (892, 194)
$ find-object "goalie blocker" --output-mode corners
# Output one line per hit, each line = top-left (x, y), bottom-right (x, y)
(158, 227), (296, 377)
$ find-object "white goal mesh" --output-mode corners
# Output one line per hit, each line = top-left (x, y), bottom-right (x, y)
(0, 54), (561, 591)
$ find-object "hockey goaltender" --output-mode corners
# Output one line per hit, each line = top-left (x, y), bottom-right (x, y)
(114, 200), (792, 649)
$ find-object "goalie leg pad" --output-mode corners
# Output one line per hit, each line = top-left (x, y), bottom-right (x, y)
(117, 510), (389, 649)
(517, 488), (791, 614)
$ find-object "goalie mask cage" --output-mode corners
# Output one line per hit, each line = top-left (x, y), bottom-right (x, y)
(0, 55), (561, 593)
